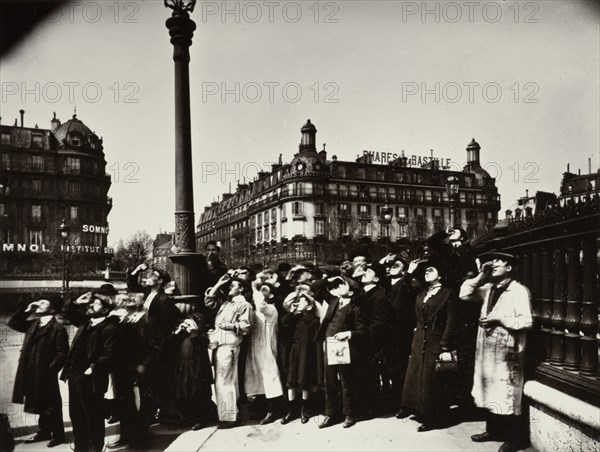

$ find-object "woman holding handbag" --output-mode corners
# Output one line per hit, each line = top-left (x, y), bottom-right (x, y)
(400, 256), (458, 432)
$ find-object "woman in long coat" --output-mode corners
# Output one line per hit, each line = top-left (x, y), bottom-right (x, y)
(401, 258), (458, 431)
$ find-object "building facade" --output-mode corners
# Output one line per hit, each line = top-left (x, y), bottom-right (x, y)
(196, 120), (500, 267)
(558, 163), (600, 205)
(152, 232), (174, 275)
(0, 111), (112, 279)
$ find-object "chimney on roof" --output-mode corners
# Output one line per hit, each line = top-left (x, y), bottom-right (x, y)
(19, 109), (24, 127)
(51, 112), (61, 131)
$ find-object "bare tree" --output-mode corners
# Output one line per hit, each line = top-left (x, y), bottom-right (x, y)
(111, 231), (153, 271)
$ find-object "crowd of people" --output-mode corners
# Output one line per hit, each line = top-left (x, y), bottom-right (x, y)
(8, 228), (535, 452)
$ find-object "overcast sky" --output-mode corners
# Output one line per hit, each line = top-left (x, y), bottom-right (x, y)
(1, 0), (598, 246)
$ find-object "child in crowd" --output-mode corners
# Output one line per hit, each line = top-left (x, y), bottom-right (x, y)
(281, 291), (323, 424)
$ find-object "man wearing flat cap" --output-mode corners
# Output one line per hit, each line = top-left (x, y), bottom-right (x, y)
(9, 295), (68, 447)
(459, 252), (533, 452)
(208, 275), (253, 428)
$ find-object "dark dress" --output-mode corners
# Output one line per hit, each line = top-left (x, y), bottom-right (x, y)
(401, 286), (458, 422)
(173, 329), (214, 423)
(286, 311), (323, 389)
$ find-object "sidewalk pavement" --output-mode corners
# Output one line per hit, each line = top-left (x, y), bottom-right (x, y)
(165, 414), (538, 452)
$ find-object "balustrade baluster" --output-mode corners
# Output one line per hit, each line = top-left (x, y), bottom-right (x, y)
(563, 242), (582, 371)
(579, 239), (598, 377)
(550, 246), (566, 365)
(541, 248), (554, 361)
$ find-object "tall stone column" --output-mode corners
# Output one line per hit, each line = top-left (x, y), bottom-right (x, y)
(166, 8), (202, 300)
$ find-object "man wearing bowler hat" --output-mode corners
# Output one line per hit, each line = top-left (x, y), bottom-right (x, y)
(9, 295), (68, 448)
(459, 252), (533, 452)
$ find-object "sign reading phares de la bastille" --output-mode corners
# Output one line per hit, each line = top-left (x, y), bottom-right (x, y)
(362, 150), (452, 168)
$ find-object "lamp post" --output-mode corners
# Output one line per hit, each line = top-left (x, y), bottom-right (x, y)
(380, 204), (393, 254)
(58, 219), (69, 301)
(164, 0), (201, 299)
(445, 175), (460, 228)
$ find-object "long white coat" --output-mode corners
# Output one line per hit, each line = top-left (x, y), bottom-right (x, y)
(244, 291), (283, 399)
(460, 278), (533, 416)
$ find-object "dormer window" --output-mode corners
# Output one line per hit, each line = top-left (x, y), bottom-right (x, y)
(32, 135), (43, 149)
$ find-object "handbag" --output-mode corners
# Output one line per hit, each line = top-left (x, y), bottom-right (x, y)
(435, 350), (458, 378)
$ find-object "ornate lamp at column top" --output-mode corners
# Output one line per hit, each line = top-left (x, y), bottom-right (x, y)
(445, 175), (460, 197)
(164, 0), (196, 12)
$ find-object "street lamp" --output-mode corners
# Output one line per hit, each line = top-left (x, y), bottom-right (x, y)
(164, 0), (201, 299)
(58, 219), (69, 301)
(380, 204), (393, 253)
(445, 175), (460, 227)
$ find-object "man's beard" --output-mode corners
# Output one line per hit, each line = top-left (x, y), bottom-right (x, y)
(87, 309), (106, 318)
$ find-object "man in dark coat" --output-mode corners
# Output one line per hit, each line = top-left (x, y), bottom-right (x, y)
(353, 263), (392, 418)
(61, 294), (117, 452)
(127, 263), (183, 432)
(9, 295), (68, 447)
(315, 277), (366, 429)
(382, 257), (420, 418)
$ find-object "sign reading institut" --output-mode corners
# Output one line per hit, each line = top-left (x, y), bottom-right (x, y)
(1, 243), (113, 254)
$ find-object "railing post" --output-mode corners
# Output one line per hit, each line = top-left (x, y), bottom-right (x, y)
(563, 242), (582, 371)
(522, 251), (532, 290)
(541, 247), (554, 361)
(579, 238), (598, 377)
(531, 248), (543, 325)
(550, 246), (566, 366)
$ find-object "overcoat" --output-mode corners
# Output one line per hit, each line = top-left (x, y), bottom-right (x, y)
(285, 310), (323, 389)
(386, 275), (418, 372)
(401, 286), (458, 418)
(459, 278), (533, 415)
(60, 319), (118, 395)
(9, 308), (68, 413)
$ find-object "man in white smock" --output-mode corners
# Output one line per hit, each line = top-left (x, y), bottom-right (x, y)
(459, 252), (532, 452)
